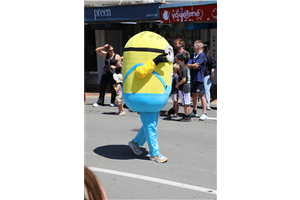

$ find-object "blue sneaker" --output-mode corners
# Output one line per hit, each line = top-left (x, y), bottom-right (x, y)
(128, 140), (142, 155)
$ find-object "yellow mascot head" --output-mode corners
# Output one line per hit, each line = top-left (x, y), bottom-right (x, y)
(122, 31), (174, 112)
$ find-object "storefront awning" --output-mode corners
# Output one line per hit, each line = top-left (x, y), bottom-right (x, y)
(84, 2), (161, 22)
(188, 22), (217, 30)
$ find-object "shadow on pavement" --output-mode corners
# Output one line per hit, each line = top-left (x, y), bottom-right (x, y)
(93, 145), (149, 160)
(159, 110), (168, 117)
(102, 112), (119, 115)
(197, 106), (217, 110)
(162, 113), (185, 121)
(84, 103), (115, 107)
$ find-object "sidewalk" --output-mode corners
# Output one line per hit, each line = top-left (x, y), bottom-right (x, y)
(85, 85), (218, 105)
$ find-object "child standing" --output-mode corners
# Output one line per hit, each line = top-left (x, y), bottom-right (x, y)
(175, 54), (191, 122)
(168, 63), (180, 118)
(113, 73), (125, 116)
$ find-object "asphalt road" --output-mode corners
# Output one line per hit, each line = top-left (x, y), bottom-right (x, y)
(84, 96), (217, 200)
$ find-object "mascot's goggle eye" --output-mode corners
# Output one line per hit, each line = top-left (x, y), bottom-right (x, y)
(165, 45), (174, 62)
(123, 45), (174, 62)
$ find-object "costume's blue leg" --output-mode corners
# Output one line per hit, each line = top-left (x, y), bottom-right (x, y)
(139, 112), (160, 157)
(133, 113), (150, 146)
(133, 125), (147, 146)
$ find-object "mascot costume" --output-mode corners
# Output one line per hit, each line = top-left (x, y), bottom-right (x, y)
(123, 31), (174, 163)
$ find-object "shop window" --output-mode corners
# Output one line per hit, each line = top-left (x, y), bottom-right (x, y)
(159, 23), (200, 54)
(84, 25), (97, 72)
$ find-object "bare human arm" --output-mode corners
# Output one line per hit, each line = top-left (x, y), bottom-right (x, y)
(115, 54), (122, 69)
(95, 44), (109, 58)
(175, 77), (186, 89)
(210, 68), (215, 81)
(113, 83), (121, 92)
(187, 63), (199, 70)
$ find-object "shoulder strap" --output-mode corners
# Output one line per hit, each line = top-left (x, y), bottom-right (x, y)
(123, 63), (144, 84)
(152, 71), (167, 88)
(123, 63), (169, 93)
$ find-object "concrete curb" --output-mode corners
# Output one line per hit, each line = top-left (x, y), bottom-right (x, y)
(85, 92), (217, 106)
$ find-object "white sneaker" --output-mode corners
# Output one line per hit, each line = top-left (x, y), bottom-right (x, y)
(199, 113), (207, 121)
(206, 106), (211, 110)
(150, 154), (168, 163)
(118, 112), (125, 116)
(93, 103), (102, 107)
(110, 103), (117, 107)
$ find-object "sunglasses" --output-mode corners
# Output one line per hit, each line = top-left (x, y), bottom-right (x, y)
(108, 49), (114, 52)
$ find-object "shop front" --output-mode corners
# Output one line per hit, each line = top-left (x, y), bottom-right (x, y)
(159, 1), (217, 85)
(84, 3), (162, 91)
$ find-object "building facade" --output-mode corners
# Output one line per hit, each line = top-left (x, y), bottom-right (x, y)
(84, 1), (217, 92)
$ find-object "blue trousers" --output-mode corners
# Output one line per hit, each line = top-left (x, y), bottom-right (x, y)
(204, 75), (212, 107)
(133, 112), (160, 157)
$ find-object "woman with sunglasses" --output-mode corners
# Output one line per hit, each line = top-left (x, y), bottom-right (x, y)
(93, 44), (122, 107)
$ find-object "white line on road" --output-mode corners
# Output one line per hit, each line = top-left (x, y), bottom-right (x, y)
(89, 166), (217, 195)
(207, 117), (217, 120)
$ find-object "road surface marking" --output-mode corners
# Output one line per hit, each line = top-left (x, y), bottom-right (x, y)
(89, 166), (217, 195)
(207, 117), (217, 120)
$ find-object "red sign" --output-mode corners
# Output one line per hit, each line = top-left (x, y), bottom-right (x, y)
(160, 4), (217, 24)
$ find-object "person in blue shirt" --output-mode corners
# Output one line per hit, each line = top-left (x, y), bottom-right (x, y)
(187, 40), (207, 120)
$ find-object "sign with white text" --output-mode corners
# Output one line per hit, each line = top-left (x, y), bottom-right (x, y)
(160, 4), (217, 24)
(85, 3), (160, 22)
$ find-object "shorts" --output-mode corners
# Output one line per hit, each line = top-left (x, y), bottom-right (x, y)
(191, 81), (205, 93)
(171, 93), (178, 102)
(179, 90), (191, 106)
(115, 95), (124, 106)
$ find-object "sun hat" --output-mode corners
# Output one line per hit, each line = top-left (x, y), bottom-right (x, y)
(113, 73), (122, 83)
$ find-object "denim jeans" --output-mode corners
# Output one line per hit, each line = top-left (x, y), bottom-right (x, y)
(204, 75), (212, 107)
